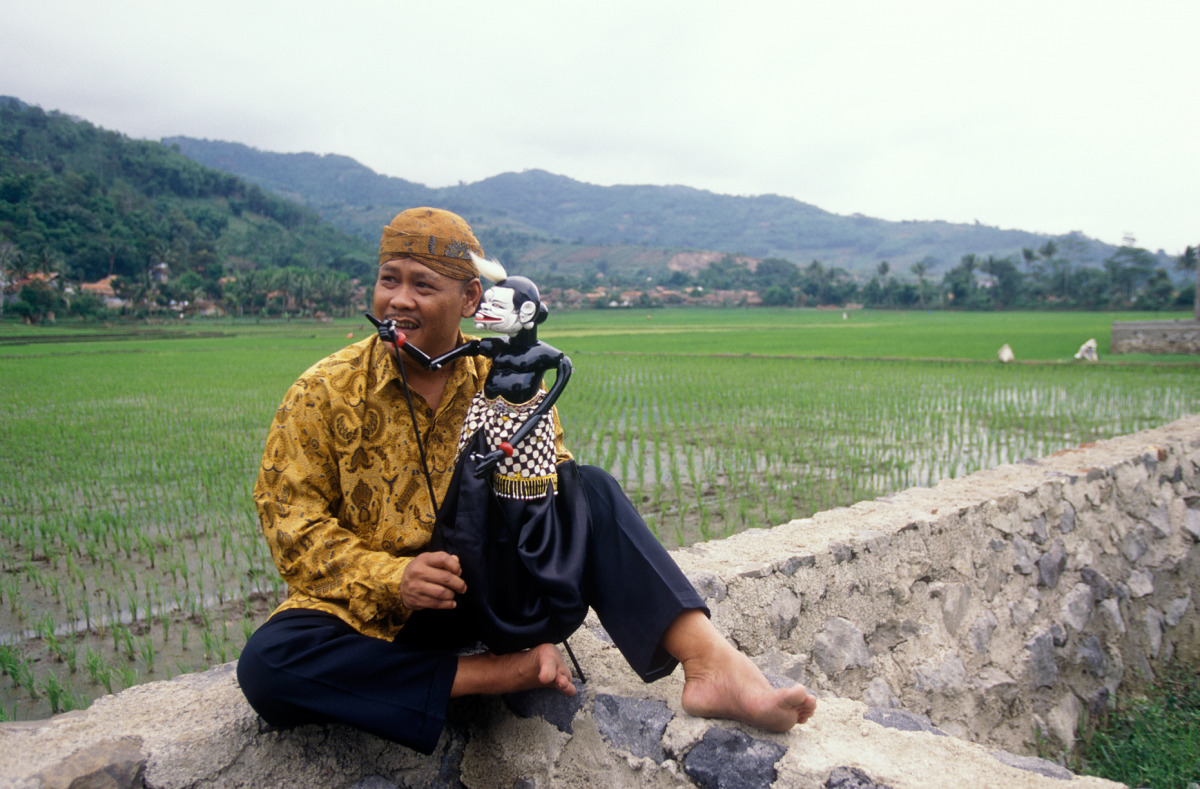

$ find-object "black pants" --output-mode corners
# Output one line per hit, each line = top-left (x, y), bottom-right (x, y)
(237, 466), (706, 754)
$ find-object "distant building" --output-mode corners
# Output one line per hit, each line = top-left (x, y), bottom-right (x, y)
(80, 276), (126, 309)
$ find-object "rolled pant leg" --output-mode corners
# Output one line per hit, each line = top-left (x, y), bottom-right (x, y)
(237, 609), (458, 755)
(576, 465), (708, 681)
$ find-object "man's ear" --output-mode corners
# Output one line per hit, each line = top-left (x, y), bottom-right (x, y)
(461, 279), (483, 317)
(518, 300), (538, 328)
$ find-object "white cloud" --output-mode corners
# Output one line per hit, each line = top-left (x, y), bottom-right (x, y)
(2, 0), (1196, 252)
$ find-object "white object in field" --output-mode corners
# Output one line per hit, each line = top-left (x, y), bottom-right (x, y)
(1074, 338), (1098, 361)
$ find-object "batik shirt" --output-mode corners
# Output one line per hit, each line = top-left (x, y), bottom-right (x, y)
(253, 334), (571, 640)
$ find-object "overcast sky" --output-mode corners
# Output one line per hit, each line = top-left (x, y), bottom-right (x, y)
(3, 0), (1197, 254)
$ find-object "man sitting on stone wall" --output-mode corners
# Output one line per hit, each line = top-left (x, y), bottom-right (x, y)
(236, 207), (817, 754)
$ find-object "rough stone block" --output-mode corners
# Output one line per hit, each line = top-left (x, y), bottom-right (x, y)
(593, 694), (673, 762)
(863, 707), (946, 736)
(682, 727), (786, 789)
(813, 617), (871, 676)
(1060, 583), (1095, 631)
(770, 588), (803, 640)
(1127, 568), (1154, 598)
(34, 738), (146, 789)
(1026, 632), (1058, 688)
(1037, 539), (1067, 588)
(503, 681), (586, 734)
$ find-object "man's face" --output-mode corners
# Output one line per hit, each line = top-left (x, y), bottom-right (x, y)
(373, 257), (481, 357)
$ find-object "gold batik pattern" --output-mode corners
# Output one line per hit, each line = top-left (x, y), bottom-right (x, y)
(253, 335), (571, 640)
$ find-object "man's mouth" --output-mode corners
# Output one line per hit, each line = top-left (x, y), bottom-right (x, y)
(387, 316), (419, 330)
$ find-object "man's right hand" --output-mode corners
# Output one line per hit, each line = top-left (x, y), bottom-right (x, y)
(400, 551), (467, 610)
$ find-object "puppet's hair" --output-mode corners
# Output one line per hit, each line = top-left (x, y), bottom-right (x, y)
(470, 252), (508, 284)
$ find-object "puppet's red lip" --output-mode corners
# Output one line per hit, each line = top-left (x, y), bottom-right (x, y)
(476, 315), (500, 322)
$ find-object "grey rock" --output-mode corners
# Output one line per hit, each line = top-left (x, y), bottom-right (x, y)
(1010, 588), (1041, 627)
(813, 617), (871, 676)
(1012, 535), (1038, 575)
(935, 582), (971, 637)
(1099, 598), (1126, 634)
(867, 619), (922, 653)
(825, 765), (895, 788)
(1030, 515), (1048, 544)
(1075, 635), (1108, 678)
(1127, 569), (1154, 598)
(434, 727), (468, 789)
(1051, 623), (1068, 647)
(689, 572), (728, 603)
(831, 543), (854, 563)
(990, 750), (1074, 780)
(1144, 607), (1164, 658)
(863, 707), (946, 736)
(683, 727), (786, 789)
(775, 554), (816, 575)
(1060, 583), (1095, 631)
(1059, 502), (1076, 533)
(1027, 632), (1058, 688)
(1080, 567), (1115, 600)
(1037, 539), (1067, 588)
(967, 610), (998, 654)
(503, 680), (586, 734)
(350, 777), (401, 789)
(973, 666), (1019, 705)
(913, 654), (966, 696)
(33, 738), (146, 789)
(1185, 507), (1200, 542)
(593, 694), (674, 762)
(1166, 590), (1192, 627)
(770, 588), (803, 639)
(1120, 527), (1148, 563)
(1147, 506), (1170, 538)
(862, 678), (899, 709)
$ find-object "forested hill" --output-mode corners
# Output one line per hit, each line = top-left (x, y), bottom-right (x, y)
(166, 136), (1120, 278)
(0, 99), (374, 293)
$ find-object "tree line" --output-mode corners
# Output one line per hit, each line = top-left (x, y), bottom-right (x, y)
(0, 99), (372, 323)
(1, 98), (1194, 324)
(545, 239), (1197, 317)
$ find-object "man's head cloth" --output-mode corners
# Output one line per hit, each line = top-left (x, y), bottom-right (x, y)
(379, 207), (484, 281)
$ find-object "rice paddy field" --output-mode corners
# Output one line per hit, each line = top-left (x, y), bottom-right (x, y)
(1, 308), (1197, 722)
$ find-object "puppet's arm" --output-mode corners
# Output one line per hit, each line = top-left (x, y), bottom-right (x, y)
(474, 353), (572, 476)
(365, 313), (485, 370)
(421, 338), (494, 371)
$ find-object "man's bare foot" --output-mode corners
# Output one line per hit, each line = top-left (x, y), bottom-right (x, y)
(451, 643), (577, 698)
(666, 610), (817, 732)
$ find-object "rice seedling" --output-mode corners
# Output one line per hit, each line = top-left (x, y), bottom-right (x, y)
(0, 311), (1195, 721)
(85, 647), (114, 694)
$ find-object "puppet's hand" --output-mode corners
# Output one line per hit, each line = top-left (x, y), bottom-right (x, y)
(472, 448), (509, 477)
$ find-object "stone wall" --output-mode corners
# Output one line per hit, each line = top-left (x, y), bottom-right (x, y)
(4, 416), (1198, 789)
(1111, 319), (1200, 354)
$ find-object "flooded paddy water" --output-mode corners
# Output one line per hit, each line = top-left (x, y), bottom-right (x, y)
(1, 314), (1197, 720)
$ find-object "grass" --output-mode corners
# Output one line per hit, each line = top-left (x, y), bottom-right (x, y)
(1074, 660), (1200, 789)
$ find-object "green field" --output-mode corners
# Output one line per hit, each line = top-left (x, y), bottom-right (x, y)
(0, 309), (1197, 723)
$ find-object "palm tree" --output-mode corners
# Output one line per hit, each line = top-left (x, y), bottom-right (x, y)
(0, 241), (21, 321)
(1179, 245), (1198, 321)
(910, 259), (929, 310)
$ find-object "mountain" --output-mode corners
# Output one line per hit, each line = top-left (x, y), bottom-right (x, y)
(0, 99), (374, 289)
(166, 137), (1120, 279)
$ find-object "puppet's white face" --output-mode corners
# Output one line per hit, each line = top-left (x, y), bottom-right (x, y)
(474, 286), (535, 336)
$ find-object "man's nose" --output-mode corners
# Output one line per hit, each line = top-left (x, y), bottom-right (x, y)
(388, 283), (417, 309)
